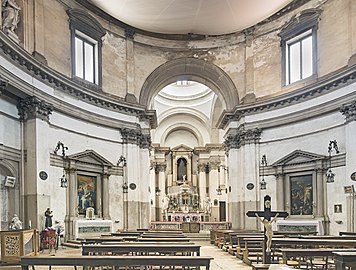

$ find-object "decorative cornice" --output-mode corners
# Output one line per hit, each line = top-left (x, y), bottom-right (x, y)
(119, 128), (151, 149)
(224, 125), (262, 152)
(17, 96), (53, 122)
(218, 65), (356, 129)
(0, 32), (157, 128)
(340, 100), (356, 123)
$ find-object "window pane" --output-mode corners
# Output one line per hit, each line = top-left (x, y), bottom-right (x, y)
(289, 42), (301, 84)
(302, 36), (313, 79)
(75, 37), (83, 79)
(290, 174), (313, 215)
(84, 42), (94, 83)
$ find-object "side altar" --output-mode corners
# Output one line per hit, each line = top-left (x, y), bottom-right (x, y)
(74, 219), (113, 239)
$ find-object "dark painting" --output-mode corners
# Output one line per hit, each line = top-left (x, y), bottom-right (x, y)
(77, 175), (96, 215)
(290, 174), (313, 215)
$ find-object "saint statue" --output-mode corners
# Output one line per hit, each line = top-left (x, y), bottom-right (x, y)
(9, 214), (22, 230)
(2, 0), (21, 32)
(204, 197), (211, 215)
(45, 208), (53, 228)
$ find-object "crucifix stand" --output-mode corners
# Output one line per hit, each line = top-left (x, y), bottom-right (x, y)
(246, 195), (288, 264)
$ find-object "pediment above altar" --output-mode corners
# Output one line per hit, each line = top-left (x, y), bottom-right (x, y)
(67, 150), (113, 166)
(171, 144), (193, 153)
(272, 150), (326, 166)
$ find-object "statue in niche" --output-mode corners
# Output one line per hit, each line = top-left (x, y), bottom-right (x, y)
(162, 194), (170, 220)
(177, 158), (187, 181)
(2, 0), (21, 32)
(204, 197), (211, 215)
(9, 214), (22, 230)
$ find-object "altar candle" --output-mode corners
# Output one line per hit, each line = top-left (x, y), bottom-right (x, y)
(29, 220), (31, 228)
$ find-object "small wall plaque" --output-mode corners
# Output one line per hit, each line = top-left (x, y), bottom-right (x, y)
(246, 183), (254, 190)
(351, 172), (356, 181)
(129, 183), (137, 190)
(39, 171), (48, 180)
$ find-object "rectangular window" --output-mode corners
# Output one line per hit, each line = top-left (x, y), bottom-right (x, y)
(290, 174), (313, 215)
(286, 30), (313, 85)
(74, 32), (97, 84)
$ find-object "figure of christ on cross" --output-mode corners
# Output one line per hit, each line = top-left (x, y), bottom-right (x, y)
(246, 195), (288, 264)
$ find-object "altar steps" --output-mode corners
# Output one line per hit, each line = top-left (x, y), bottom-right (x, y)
(185, 232), (210, 242)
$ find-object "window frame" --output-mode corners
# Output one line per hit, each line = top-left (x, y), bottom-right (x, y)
(279, 9), (321, 86)
(67, 9), (106, 89)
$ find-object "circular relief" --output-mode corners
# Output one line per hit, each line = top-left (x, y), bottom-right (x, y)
(246, 183), (254, 190)
(39, 171), (48, 180)
(129, 183), (137, 190)
(351, 172), (356, 181)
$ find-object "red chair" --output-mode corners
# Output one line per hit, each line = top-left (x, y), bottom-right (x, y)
(40, 229), (57, 253)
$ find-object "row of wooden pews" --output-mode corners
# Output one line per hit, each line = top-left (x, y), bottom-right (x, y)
(21, 229), (213, 269)
(211, 229), (356, 269)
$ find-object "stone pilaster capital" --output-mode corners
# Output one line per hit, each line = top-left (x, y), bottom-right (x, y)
(224, 126), (262, 152)
(340, 100), (356, 123)
(17, 96), (53, 122)
(155, 163), (166, 173)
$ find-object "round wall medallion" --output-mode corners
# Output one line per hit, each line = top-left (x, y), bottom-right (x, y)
(246, 183), (254, 190)
(39, 171), (48, 180)
(129, 183), (137, 190)
(351, 172), (356, 181)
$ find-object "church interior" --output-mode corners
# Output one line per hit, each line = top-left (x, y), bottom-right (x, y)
(0, 0), (356, 268)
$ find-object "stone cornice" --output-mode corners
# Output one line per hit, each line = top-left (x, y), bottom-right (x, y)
(0, 32), (157, 129)
(340, 100), (356, 123)
(218, 65), (356, 129)
(0, 77), (8, 96)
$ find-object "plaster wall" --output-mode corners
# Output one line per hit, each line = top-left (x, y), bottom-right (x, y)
(23, 0), (354, 105)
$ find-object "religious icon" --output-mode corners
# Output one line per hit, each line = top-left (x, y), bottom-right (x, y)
(290, 174), (313, 215)
(77, 175), (96, 215)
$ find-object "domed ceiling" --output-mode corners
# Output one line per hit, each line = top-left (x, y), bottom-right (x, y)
(88, 0), (294, 35)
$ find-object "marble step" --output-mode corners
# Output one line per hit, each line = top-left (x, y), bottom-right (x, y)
(62, 239), (81, 248)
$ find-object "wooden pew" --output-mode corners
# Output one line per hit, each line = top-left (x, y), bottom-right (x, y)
(333, 251), (356, 270)
(281, 248), (356, 269)
(82, 243), (201, 256)
(21, 255), (214, 270)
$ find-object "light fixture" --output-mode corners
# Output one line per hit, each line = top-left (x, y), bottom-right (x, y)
(326, 140), (339, 183)
(260, 154), (267, 190)
(54, 142), (68, 188)
(117, 155), (128, 192)
(155, 187), (161, 196)
(216, 186), (222, 195)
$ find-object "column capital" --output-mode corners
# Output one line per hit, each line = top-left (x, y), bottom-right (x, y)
(155, 163), (166, 173)
(119, 128), (151, 148)
(224, 125), (262, 152)
(340, 100), (356, 123)
(17, 96), (53, 122)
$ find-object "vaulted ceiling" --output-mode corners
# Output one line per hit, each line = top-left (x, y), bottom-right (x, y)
(89, 0), (294, 35)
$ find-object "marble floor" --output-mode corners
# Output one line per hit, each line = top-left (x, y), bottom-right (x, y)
(0, 241), (252, 269)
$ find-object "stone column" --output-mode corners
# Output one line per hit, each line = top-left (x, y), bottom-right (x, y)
(157, 163), (166, 220)
(209, 158), (220, 220)
(197, 162), (207, 210)
(315, 168), (325, 218)
(102, 171), (110, 219)
(340, 101), (356, 232)
(17, 96), (53, 230)
(274, 173), (284, 211)
(66, 166), (77, 240)
(224, 126), (262, 229)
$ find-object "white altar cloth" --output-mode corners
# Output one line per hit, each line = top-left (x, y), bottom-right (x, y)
(274, 219), (324, 235)
(74, 219), (113, 238)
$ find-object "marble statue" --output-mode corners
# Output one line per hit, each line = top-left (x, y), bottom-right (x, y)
(162, 194), (170, 220)
(9, 214), (22, 230)
(255, 213), (279, 252)
(2, 0), (20, 32)
(204, 197), (211, 215)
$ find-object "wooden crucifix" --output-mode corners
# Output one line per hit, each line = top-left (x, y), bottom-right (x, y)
(246, 195), (288, 264)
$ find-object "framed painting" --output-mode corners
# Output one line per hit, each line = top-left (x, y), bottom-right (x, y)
(290, 174), (313, 215)
(77, 174), (97, 215)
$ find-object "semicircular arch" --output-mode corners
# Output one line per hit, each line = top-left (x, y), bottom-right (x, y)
(160, 123), (205, 147)
(139, 58), (239, 111)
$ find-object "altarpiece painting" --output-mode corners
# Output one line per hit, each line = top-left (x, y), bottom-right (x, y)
(77, 175), (96, 215)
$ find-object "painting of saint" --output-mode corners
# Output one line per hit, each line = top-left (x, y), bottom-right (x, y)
(77, 175), (96, 215)
(290, 174), (313, 215)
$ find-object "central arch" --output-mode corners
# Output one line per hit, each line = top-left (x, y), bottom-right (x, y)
(139, 58), (239, 111)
